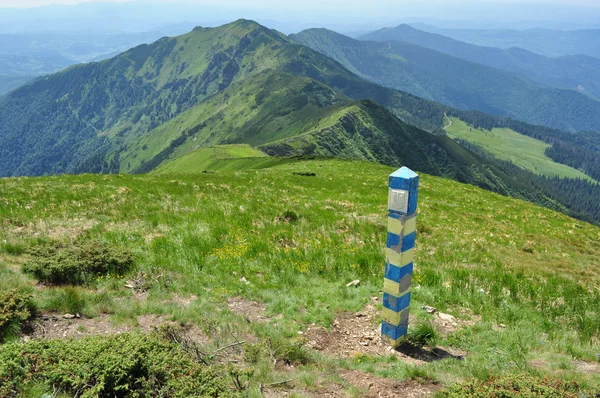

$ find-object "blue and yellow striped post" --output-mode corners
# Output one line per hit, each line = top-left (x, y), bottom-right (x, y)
(382, 167), (419, 348)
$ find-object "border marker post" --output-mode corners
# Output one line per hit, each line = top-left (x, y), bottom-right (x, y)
(381, 167), (419, 348)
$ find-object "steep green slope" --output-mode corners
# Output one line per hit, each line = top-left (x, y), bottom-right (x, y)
(1, 160), (599, 395)
(360, 24), (600, 100)
(446, 118), (592, 180)
(292, 28), (600, 133)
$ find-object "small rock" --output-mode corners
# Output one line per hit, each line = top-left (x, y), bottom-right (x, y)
(63, 314), (76, 319)
(438, 312), (456, 322)
(124, 284), (134, 289)
(346, 279), (360, 287)
(478, 289), (486, 294)
(297, 331), (304, 335)
(240, 277), (250, 285)
(359, 341), (369, 346)
(499, 324), (506, 329)
(422, 305), (437, 314)
(355, 312), (366, 318)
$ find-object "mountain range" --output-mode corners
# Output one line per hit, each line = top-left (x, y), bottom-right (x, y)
(411, 24), (600, 59)
(292, 28), (600, 133)
(0, 20), (495, 185)
(1, 19), (600, 223)
(360, 24), (600, 101)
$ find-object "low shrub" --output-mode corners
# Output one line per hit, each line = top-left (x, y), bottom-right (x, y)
(0, 290), (34, 342)
(409, 319), (439, 347)
(22, 241), (135, 285)
(441, 374), (584, 397)
(0, 332), (238, 397)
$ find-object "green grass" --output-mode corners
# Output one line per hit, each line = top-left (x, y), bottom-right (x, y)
(153, 144), (284, 174)
(1, 159), (599, 395)
(446, 118), (592, 180)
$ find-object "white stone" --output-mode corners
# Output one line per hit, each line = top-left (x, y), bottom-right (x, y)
(438, 312), (456, 321)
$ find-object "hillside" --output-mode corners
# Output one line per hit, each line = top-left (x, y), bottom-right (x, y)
(0, 19), (452, 178)
(2, 19), (600, 223)
(360, 24), (600, 100)
(291, 28), (600, 133)
(445, 118), (592, 180)
(410, 25), (600, 58)
(1, 159), (599, 396)
(0, 19), (543, 199)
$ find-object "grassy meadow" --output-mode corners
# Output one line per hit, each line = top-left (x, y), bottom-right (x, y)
(1, 159), (599, 396)
(446, 118), (593, 181)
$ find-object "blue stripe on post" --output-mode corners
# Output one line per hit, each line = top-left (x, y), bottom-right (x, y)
(385, 262), (413, 282)
(385, 232), (416, 252)
(407, 189), (419, 216)
(402, 232), (416, 252)
(383, 292), (412, 312)
(382, 321), (408, 340)
(386, 232), (401, 249)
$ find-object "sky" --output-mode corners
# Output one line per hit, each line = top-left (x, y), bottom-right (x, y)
(1, 0), (599, 8)
(1, 0), (599, 34)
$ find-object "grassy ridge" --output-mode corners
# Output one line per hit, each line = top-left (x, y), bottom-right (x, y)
(446, 118), (592, 180)
(153, 144), (297, 173)
(1, 159), (599, 395)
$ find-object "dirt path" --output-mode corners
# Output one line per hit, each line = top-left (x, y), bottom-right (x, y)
(443, 113), (453, 130)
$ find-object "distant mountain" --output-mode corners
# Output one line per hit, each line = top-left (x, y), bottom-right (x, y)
(0, 24), (200, 80)
(291, 28), (600, 133)
(360, 24), (600, 100)
(0, 19), (510, 193)
(411, 25), (600, 58)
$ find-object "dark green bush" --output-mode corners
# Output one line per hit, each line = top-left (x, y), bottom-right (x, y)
(22, 241), (135, 285)
(0, 332), (238, 398)
(442, 374), (584, 397)
(409, 319), (439, 347)
(0, 290), (34, 342)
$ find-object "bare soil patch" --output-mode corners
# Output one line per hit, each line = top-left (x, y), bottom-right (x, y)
(304, 303), (466, 365)
(342, 369), (440, 398)
(25, 312), (207, 344)
(304, 303), (392, 359)
(574, 360), (599, 374)
(227, 297), (269, 323)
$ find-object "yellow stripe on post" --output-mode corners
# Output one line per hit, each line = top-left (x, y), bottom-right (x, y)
(382, 307), (410, 326)
(404, 216), (417, 236)
(383, 278), (412, 297)
(386, 247), (414, 268)
(388, 215), (417, 237)
(388, 217), (403, 235)
(386, 335), (408, 348)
